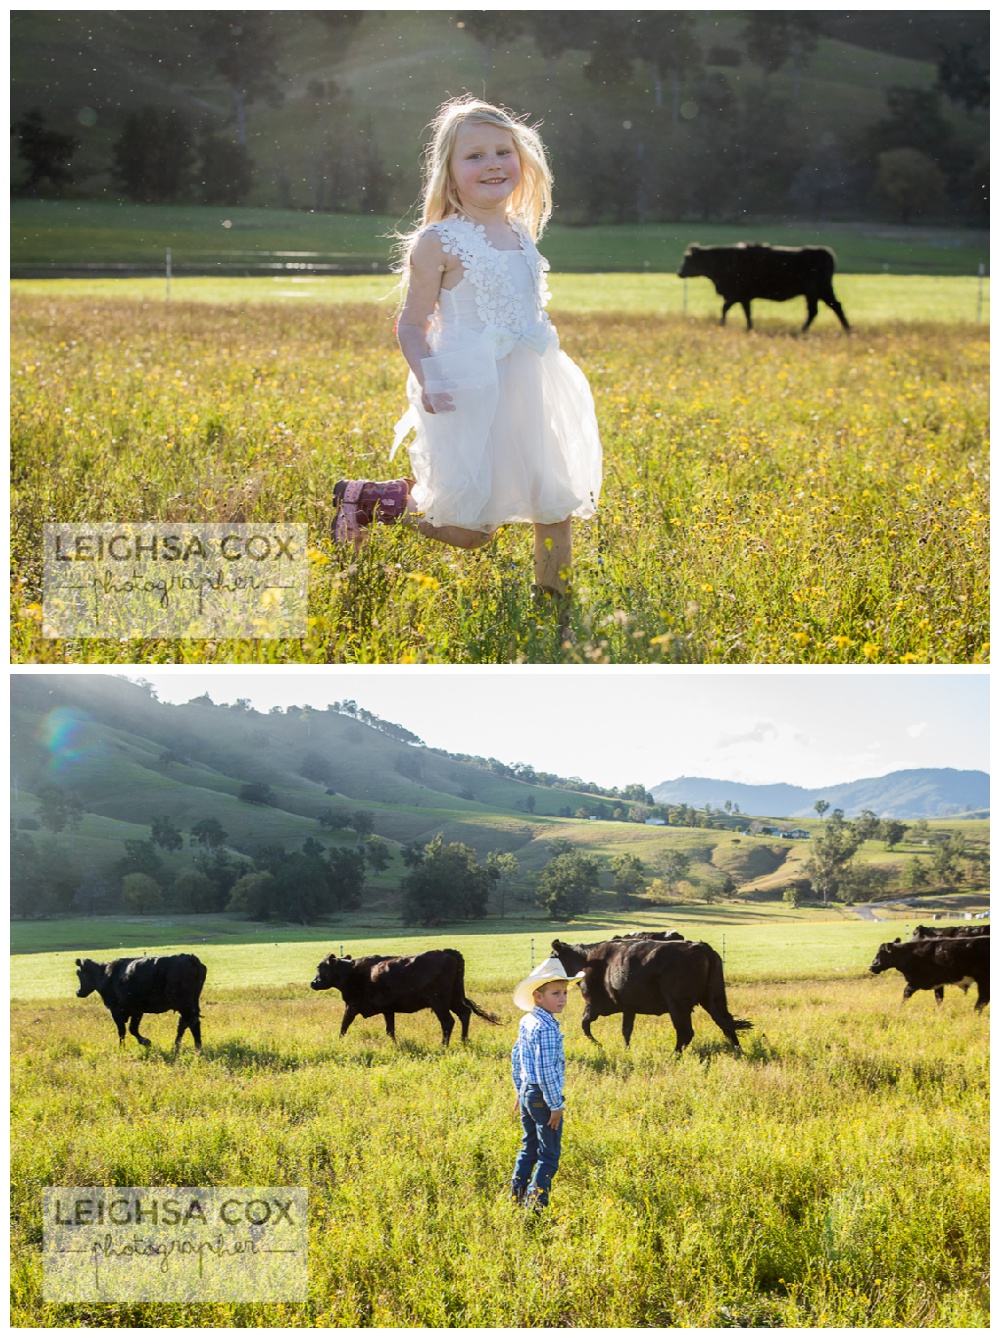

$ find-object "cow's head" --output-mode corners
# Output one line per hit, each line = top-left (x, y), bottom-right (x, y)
(868, 940), (902, 975)
(75, 957), (101, 998)
(310, 954), (352, 992)
(677, 244), (705, 279)
(551, 940), (588, 973)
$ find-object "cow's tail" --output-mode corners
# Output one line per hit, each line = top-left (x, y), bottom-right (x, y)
(703, 946), (752, 1037)
(465, 996), (501, 1025)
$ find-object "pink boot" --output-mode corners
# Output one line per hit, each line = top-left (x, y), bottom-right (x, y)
(332, 478), (410, 544)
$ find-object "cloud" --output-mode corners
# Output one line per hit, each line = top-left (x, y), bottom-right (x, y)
(714, 719), (780, 748)
(907, 721), (929, 738)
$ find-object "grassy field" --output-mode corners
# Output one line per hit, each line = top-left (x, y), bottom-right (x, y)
(11, 201), (991, 276)
(10, 276), (989, 664)
(10, 914), (989, 1326)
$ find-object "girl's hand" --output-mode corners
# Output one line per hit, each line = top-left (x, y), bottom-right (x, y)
(422, 388), (455, 415)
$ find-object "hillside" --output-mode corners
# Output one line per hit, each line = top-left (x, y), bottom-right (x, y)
(651, 769), (989, 819)
(11, 10), (988, 225)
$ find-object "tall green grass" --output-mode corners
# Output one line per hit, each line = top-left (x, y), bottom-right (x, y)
(11, 283), (989, 663)
(11, 975), (989, 1326)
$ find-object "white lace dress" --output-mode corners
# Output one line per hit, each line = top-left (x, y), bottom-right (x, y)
(392, 216), (602, 530)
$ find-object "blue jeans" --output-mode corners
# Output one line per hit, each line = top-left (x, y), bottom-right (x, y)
(510, 1084), (562, 1208)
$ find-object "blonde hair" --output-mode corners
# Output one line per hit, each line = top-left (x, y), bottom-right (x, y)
(394, 96), (553, 279)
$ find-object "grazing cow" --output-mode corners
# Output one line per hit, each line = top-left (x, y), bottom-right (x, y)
(310, 948), (499, 1045)
(869, 936), (989, 1011)
(612, 930), (685, 942)
(678, 242), (850, 332)
(75, 954), (207, 1050)
(912, 924), (989, 938)
(551, 937), (751, 1054)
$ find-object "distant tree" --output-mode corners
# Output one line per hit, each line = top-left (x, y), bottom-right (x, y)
(115, 838), (165, 883)
(547, 838), (575, 857)
(522, 12), (577, 81)
(349, 810), (375, 844)
(623, 782), (653, 804)
(804, 812), (862, 904)
(73, 870), (111, 917)
(198, 12), (284, 145)
(782, 884), (802, 908)
(364, 837), (392, 875)
(901, 858), (930, 893)
(836, 862), (890, 906)
(610, 853), (645, 907)
(401, 836), (492, 926)
(400, 841), (426, 869)
(852, 809), (881, 842)
(317, 808), (348, 831)
(190, 817), (228, 849)
(196, 132), (254, 205)
(536, 851), (601, 920)
(150, 815), (184, 853)
(634, 11), (702, 117)
(327, 845), (367, 910)
(13, 108), (79, 194)
(36, 784), (83, 838)
(239, 781), (276, 806)
(742, 11), (820, 97)
(813, 800), (830, 820)
(457, 11), (525, 79)
(879, 819), (909, 851)
(111, 107), (196, 203)
(122, 872), (164, 914)
(227, 870), (277, 920)
(174, 866), (217, 913)
(872, 148), (947, 222)
(931, 833), (967, 887)
(660, 849), (692, 896)
(486, 849), (519, 919)
(866, 87), (954, 164)
(936, 42), (989, 112)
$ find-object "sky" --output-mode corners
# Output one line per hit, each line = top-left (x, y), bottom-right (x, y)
(65, 667), (992, 792)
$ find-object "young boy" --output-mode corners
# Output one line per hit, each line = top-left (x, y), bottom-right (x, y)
(510, 957), (585, 1211)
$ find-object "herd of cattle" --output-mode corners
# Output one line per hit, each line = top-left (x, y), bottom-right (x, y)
(73, 921), (988, 1054)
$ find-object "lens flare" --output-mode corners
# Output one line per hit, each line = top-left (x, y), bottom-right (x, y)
(38, 707), (103, 777)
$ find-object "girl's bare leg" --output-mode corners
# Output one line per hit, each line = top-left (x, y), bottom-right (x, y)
(533, 519), (572, 594)
(411, 518), (493, 550)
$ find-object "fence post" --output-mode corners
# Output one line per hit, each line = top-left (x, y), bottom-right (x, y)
(722, 933), (726, 967)
(682, 276), (688, 315)
(977, 262), (985, 322)
(166, 247), (172, 299)
(531, 938), (535, 968)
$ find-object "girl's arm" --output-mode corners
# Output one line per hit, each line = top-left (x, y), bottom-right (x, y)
(396, 230), (459, 414)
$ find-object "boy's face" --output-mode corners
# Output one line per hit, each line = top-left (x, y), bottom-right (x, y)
(533, 981), (569, 1015)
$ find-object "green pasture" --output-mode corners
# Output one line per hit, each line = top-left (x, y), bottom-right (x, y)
(10, 271), (990, 325)
(9, 911), (946, 1002)
(11, 277), (989, 664)
(11, 200), (990, 276)
(11, 952), (990, 1326)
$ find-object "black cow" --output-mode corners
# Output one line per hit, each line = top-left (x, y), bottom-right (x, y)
(75, 954), (207, 1050)
(551, 937), (751, 1054)
(912, 924), (989, 938)
(612, 930), (686, 942)
(678, 242), (850, 332)
(869, 936), (989, 1011)
(310, 948), (499, 1045)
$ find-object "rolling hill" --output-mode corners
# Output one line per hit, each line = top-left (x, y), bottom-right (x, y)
(651, 769), (989, 819)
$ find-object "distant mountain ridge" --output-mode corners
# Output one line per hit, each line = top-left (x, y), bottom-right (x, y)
(650, 769), (989, 820)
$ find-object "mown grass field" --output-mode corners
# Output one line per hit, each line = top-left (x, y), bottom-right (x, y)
(10, 915), (989, 1327)
(11, 275), (989, 664)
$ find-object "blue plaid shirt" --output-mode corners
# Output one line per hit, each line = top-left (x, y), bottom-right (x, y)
(511, 1006), (566, 1111)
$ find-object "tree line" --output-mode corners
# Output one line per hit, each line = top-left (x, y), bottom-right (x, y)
(11, 10), (987, 225)
(11, 782), (988, 924)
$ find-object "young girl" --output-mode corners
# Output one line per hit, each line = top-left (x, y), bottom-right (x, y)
(332, 96), (602, 601)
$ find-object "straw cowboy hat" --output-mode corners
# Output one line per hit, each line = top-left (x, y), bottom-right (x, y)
(513, 957), (585, 1012)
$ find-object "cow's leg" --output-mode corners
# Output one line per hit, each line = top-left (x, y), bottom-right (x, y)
(667, 1004), (695, 1055)
(933, 987), (944, 1006)
(974, 980), (989, 1011)
(621, 1012), (637, 1048)
(382, 1012), (397, 1043)
(741, 301), (753, 330)
(339, 1005), (360, 1037)
(111, 1009), (128, 1046)
(720, 299), (735, 326)
(433, 1008), (456, 1046)
(823, 291), (850, 331)
(802, 296), (819, 331)
(454, 1003), (472, 1042)
(901, 985), (916, 1004)
(175, 1011), (202, 1050)
(128, 1013), (152, 1048)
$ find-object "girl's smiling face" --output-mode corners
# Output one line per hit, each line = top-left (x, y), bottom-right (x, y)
(449, 120), (521, 216)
